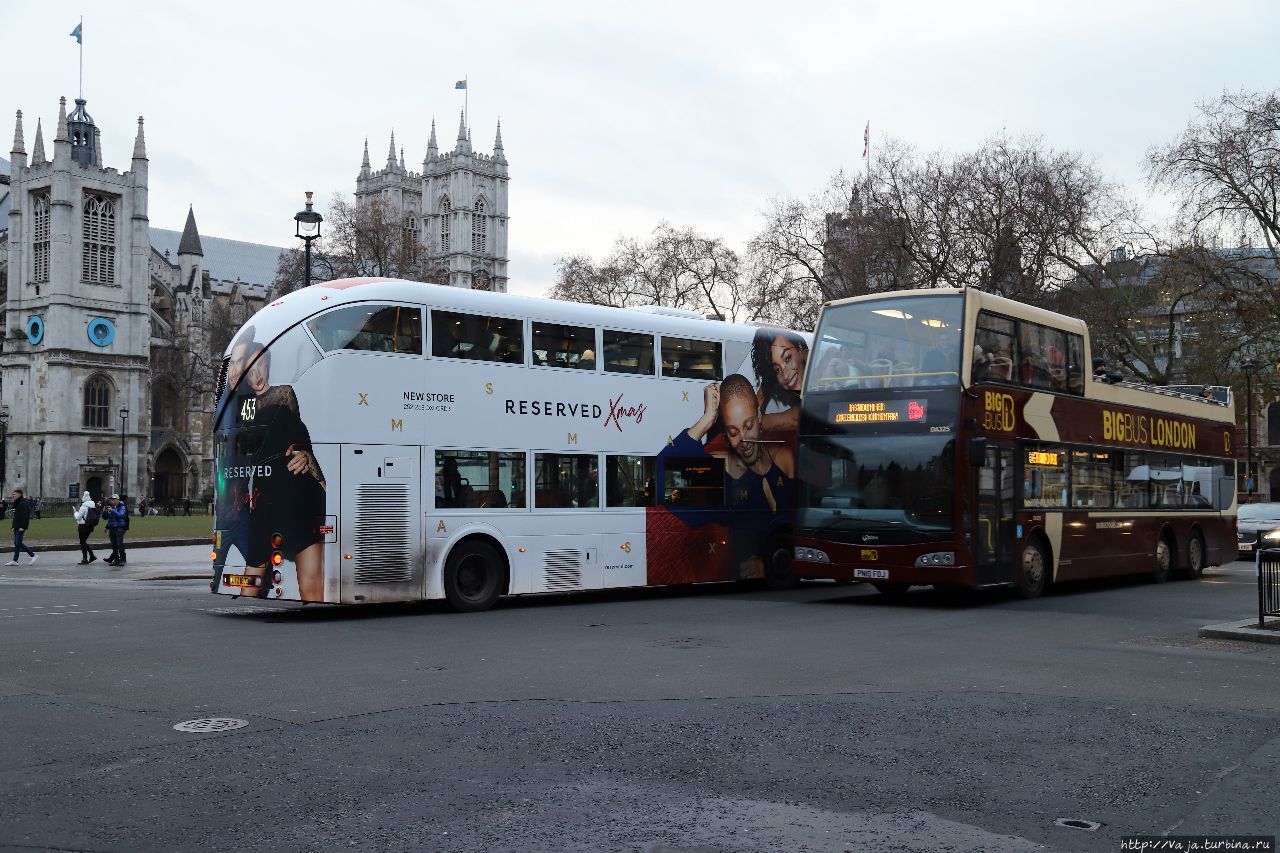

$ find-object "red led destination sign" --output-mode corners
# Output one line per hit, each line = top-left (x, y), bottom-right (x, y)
(828, 399), (928, 425)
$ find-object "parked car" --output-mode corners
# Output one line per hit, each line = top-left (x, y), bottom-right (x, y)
(1236, 502), (1280, 559)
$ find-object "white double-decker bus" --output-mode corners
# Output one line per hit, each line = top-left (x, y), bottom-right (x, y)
(212, 277), (810, 611)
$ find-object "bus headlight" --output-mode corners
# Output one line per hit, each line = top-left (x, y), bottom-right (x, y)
(914, 552), (956, 567)
(796, 547), (830, 563)
(1264, 530), (1280, 541)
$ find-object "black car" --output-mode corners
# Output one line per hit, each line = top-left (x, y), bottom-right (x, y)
(1236, 502), (1280, 559)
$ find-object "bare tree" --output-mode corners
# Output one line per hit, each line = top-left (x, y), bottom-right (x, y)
(272, 194), (421, 296)
(549, 223), (751, 320)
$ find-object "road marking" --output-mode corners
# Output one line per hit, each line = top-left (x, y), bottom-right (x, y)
(0, 604), (81, 611)
(2, 608), (118, 619)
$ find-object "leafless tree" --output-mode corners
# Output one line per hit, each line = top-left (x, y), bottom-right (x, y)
(549, 223), (751, 321)
(272, 194), (421, 296)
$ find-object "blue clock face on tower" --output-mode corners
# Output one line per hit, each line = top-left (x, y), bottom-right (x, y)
(25, 316), (44, 345)
(87, 318), (116, 347)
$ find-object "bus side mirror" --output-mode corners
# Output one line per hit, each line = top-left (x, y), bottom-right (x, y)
(967, 436), (987, 466)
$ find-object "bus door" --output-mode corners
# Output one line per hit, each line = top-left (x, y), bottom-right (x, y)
(974, 445), (1016, 586)
(339, 444), (423, 602)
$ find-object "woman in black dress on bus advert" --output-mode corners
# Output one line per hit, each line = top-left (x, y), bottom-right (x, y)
(244, 343), (327, 601)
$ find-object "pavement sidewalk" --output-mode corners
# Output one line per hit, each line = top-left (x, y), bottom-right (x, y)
(0, 542), (213, 583)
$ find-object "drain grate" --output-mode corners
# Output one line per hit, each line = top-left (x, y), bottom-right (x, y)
(1054, 818), (1101, 831)
(173, 717), (249, 733)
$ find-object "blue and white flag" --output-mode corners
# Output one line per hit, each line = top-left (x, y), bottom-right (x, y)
(455, 79), (467, 90)
(70, 22), (82, 44)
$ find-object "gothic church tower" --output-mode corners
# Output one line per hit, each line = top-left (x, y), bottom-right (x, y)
(3, 98), (149, 500)
(355, 113), (509, 291)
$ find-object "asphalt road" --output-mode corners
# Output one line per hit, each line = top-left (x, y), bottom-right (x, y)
(1, 550), (1277, 852)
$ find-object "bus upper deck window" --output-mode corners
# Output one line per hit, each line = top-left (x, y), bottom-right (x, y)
(307, 304), (422, 354)
(604, 330), (655, 375)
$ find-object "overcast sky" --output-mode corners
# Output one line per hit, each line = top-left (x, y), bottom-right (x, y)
(6, 0), (1278, 296)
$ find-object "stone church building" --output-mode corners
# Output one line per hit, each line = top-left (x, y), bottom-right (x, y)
(0, 98), (275, 505)
(0, 98), (510, 506)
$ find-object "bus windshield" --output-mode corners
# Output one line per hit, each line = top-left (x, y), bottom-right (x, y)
(807, 294), (964, 393)
(799, 432), (956, 535)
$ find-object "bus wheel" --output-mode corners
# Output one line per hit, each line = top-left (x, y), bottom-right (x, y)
(764, 536), (797, 590)
(1151, 536), (1173, 584)
(872, 582), (910, 599)
(1183, 532), (1207, 580)
(1017, 540), (1048, 599)
(444, 540), (505, 612)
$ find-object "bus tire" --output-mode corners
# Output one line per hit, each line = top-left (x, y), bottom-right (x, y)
(872, 582), (911, 599)
(1183, 531), (1207, 580)
(1151, 534), (1173, 584)
(1016, 539), (1049, 599)
(443, 539), (506, 612)
(764, 536), (797, 590)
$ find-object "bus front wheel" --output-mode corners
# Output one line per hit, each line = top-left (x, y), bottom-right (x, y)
(1017, 540), (1049, 599)
(1151, 536), (1173, 584)
(443, 539), (506, 612)
(1183, 532), (1206, 580)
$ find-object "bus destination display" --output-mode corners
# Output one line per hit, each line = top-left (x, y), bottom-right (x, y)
(828, 399), (928, 425)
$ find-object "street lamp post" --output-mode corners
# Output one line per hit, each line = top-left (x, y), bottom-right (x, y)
(0, 408), (8, 491)
(38, 439), (45, 505)
(119, 407), (129, 498)
(1244, 360), (1259, 500)
(294, 191), (323, 289)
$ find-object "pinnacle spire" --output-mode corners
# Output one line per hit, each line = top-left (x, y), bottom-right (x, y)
(399, 146), (405, 170)
(428, 118), (438, 150)
(386, 130), (397, 169)
(457, 110), (467, 142)
(178, 206), (203, 257)
(494, 119), (504, 151)
(32, 119), (46, 163)
(361, 138), (370, 169)
(132, 116), (146, 160)
(55, 97), (68, 143)
(11, 110), (24, 155)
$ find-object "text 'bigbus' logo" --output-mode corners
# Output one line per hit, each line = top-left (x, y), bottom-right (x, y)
(1102, 410), (1197, 450)
(983, 392), (1016, 432)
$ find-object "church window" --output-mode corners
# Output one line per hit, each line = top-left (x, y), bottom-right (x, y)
(405, 215), (419, 246)
(32, 193), (51, 283)
(472, 199), (487, 254)
(83, 376), (111, 429)
(439, 198), (451, 253)
(82, 193), (117, 284)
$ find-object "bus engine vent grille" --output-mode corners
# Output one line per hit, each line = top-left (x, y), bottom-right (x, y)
(544, 549), (584, 590)
(353, 485), (414, 584)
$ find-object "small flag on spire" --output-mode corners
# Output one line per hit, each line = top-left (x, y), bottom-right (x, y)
(455, 79), (467, 90)
(70, 22), (82, 44)
(862, 121), (870, 158)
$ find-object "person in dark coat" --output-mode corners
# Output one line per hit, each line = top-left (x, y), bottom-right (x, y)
(6, 489), (37, 565)
(104, 494), (128, 565)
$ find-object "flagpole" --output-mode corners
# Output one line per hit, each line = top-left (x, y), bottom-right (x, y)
(78, 16), (83, 99)
(464, 75), (469, 132)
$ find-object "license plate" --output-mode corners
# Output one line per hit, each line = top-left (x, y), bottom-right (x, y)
(854, 568), (889, 580)
(1239, 543), (1254, 552)
(224, 574), (260, 587)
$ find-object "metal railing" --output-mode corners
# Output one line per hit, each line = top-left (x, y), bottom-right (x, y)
(1258, 549), (1280, 628)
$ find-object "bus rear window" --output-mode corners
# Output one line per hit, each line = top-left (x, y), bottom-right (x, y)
(307, 304), (422, 354)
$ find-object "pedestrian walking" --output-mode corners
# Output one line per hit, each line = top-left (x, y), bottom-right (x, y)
(6, 489), (37, 565)
(183, 498), (192, 516)
(0, 498), (8, 520)
(73, 491), (100, 564)
(33, 497), (43, 520)
(105, 494), (128, 565)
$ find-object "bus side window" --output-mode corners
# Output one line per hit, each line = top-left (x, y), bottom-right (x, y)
(660, 337), (722, 380)
(432, 310), (524, 364)
(606, 455), (657, 507)
(307, 304), (422, 354)
(532, 322), (595, 370)
(604, 330), (655, 375)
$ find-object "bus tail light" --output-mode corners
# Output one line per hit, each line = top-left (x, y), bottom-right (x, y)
(271, 533), (283, 548)
(272, 570), (283, 584)
(914, 552), (956, 567)
(271, 551), (284, 566)
(210, 551), (218, 561)
(796, 547), (830, 563)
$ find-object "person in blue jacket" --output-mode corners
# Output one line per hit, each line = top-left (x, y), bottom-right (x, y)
(104, 494), (128, 565)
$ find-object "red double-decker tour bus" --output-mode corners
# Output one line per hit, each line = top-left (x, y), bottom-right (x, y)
(792, 287), (1237, 598)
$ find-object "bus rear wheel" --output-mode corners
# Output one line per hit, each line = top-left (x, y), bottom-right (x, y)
(764, 536), (797, 590)
(1017, 540), (1049, 599)
(1183, 532), (1206, 580)
(444, 540), (506, 612)
(1151, 536), (1172, 584)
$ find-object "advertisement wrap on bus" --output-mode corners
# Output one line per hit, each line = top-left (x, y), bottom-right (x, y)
(792, 288), (1237, 598)
(212, 277), (809, 610)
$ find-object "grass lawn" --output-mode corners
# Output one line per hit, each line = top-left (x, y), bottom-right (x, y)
(12, 513), (214, 544)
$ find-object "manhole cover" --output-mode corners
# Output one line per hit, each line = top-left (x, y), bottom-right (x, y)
(173, 717), (249, 733)
(1054, 818), (1101, 831)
